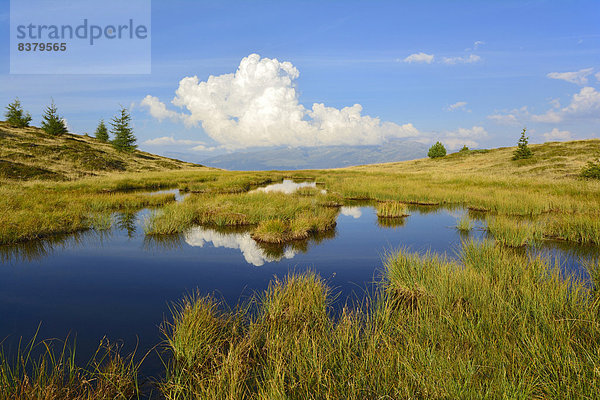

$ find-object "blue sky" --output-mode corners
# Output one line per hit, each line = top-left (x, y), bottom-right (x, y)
(1, 0), (599, 161)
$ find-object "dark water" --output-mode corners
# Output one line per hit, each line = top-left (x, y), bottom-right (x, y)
(0, 186), (597, 376)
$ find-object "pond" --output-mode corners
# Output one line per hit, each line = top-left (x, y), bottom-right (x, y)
(0, 184), (596, 376)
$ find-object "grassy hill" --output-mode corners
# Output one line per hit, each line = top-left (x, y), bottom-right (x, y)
(2, 134), (600, 399)
(0, 121), (201, 181)
(351, 139), (600, 179)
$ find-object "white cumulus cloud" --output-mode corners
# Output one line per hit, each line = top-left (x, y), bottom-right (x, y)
(532, 86), (600, 123)
(142, 54), (420, 149)
(547, 68), (594, 85)
(403, 52), (434, 64)
(543, 128), (573, 142)
(140, 95), (182, 122)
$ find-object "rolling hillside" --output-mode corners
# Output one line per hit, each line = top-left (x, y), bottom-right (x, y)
(351, 139), (600, 180)
(0, 121), (202, 181)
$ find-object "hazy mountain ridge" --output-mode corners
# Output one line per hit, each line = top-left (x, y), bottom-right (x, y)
(201, 140), (429, 170)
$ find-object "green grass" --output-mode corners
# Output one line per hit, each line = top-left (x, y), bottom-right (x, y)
(375, 201), (409, 218)
(0, 184), (176, 245)
(180, 173), (276, 194)
(580, 157), (600, 179)
(0, 121), (198, 180)
(486, 215), (539, 247)
(542, 213), (600, 245)
(157, 241), (600, 399)
(2, 134), (599, 247)
(3, 114), (600, 398)
(456, 215), (473, 232)
(145, 191), (338, 243)
(0, 333), (141, 399)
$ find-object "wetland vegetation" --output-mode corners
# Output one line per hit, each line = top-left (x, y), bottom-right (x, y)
(1, 121), (600, 398)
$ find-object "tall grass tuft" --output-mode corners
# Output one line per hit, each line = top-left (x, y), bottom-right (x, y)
(542, 214), (600, 245)
(0, 334), (141, 399)
(159, 243), (600, 398)
(376, 201), (409, 218)
(486, 215), (538, 247)
(455, 215), (473, 232)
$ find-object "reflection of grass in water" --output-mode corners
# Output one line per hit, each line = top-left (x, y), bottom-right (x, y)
(311, 228), (337, 243)
(256, 241), (288, 259)
(115, 212), (137, 237)
(161, 240), (600, 399)
(256, 227), (337, 258)
(0, 230), (98, 264)
(537, 239), (600, 261)
(467, 209), (488, 222)
(3, 137), (600, 248)
(143, 233), (186, 252)
(376, 217), (406, 228)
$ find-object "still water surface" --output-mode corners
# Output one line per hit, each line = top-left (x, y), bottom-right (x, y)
(0, 183), (596, 373)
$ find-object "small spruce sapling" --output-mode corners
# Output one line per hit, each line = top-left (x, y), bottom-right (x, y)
(110, 107), (137, 152)
(95, 119), (109, 142)
(41, 100), (68, 136)
(512, 128), (533, 160)
(4, 98), (32, 128)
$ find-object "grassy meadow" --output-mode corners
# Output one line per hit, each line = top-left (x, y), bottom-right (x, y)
(2, 122), (600, 398)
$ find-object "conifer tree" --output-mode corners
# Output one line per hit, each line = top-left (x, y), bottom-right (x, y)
(41, 100), (68, 136)
(512, 128), (533, 160)
(4, 98), (32, 128)
(95, 119), (109, 142)
(110, 107), (137, 152)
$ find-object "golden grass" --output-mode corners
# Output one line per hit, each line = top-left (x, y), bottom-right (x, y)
(0, 335), (141, 399)
(376, 201), (409, 218)
(456, 215), (473, 232)
(1, 130), (599, 247)
(160, 241), (600, 399)
(145, 190), (338, 243)
(0, 121), (199, 180)
(486, 216), (539, 247)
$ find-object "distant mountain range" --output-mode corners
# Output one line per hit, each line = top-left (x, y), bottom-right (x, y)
(200, 140), (429, 170)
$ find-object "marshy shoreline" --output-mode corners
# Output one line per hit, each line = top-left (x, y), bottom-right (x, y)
(2, 138), (600, 399)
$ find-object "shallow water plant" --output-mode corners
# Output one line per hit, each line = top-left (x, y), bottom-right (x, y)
(0, 334), (141, 400)
(486, 215), (538, 247)
(542, 213), (600, 245)
(376, 201), (409, 218)
(160, 241), (600, 399)
(455, 215), (473, 232)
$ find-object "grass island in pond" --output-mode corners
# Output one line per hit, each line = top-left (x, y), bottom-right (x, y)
(1, 119), (600, 398)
